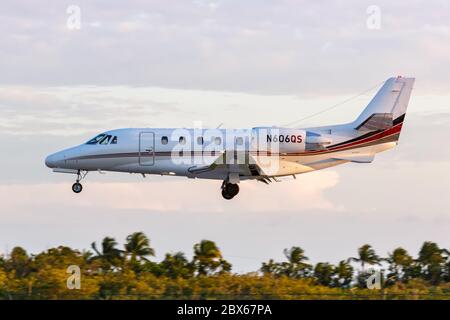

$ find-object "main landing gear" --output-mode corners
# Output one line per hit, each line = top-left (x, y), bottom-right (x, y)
(72, 170), (87, 194)
(221, 181), (240, 200)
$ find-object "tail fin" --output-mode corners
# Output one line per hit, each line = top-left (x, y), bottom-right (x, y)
(353, 76), (415, 131)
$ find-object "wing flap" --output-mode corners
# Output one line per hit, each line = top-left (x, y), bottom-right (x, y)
(332, 154), (375, 163)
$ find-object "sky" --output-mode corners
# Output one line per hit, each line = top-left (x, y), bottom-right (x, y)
(0, 0), (449, 273)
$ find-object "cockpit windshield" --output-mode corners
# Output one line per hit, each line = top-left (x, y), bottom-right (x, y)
(99, 135), (112, 145)
(86, 134), (106, 145)
(86, 134), (118, 145)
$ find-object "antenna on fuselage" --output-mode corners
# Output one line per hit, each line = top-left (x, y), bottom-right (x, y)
(281, 80), (384, 127)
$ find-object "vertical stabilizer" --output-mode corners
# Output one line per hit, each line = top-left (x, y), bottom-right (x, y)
(353, 76), (415, 130)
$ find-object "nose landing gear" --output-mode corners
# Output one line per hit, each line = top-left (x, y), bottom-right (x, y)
(72, 182), (83, 193)
(221, 182), (239, 200)
(72, 170), (87, 194)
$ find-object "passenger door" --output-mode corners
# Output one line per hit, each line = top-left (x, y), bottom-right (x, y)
(139, 132), (155, 166)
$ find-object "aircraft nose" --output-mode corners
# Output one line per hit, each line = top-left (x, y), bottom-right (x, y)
(45, 153), (62, 168)
(45, 154), (56, 168)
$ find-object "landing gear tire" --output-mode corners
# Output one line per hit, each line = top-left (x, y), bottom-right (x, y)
(221, 188), (234, 200)
(72, 170), (87, 193)
(72, 182), (83, 193)
(221, 183), (239, 200)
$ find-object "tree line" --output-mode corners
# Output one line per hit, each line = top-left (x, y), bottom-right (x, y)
(0, 232), (449, 299)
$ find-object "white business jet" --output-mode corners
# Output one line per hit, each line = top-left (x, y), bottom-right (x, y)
(45, 76), (414, 199)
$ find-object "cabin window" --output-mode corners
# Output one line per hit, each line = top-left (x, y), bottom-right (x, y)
(214, 137), (222, 145)
(111, 136), (118, 144)
(86, 134), (106, 145)
(99, 135), (112, 145)
(197, 137), (204, 145)
(179, 136), (186, 145)
(161, 136), (168, 145)
(236, 137), (244, 145)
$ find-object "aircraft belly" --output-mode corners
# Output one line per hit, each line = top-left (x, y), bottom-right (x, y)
(72, 142), (396, 178)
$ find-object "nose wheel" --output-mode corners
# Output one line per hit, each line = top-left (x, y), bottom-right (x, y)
(72, 182), (83, 193)
(221, 182), (239, 200)
(72, 170), (87, 194)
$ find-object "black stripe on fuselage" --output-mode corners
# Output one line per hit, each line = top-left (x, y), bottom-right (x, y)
(328, 131), (381, 148)
(327, 113), (405, 149)
(393, 113), (405, 126)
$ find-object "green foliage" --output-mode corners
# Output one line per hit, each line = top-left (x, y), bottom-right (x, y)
(334, 260), (354, 288)
(348, 244), (381, 271)
(193, 240), (231, 276)
(260, 246), (312, 279)
(124, 232), (155, 274)
(91, 237), (123, 271)
(385, 247), (414, 284)
(417, 242), (447, 285)
(124, 232), (155, 263)
(5, 247), (30, 278)
(0, 235), (449, 300)
(313, 263), (335, 286)
(160, 252), (194, 279)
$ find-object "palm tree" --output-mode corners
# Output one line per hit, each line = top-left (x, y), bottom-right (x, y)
(281, 246), (311, 278)
(334, 260), (354, 288)
(313, 262), (335, 286)
(124, 232), (155, 263)
(261, 259), (280, 276)
(284, 247), (309, 265)
(6, 247), (30, 278)
(386, 247), (413, 282)
(193, 240), (231, 276)
(160, 252), (194, 279)
(417, 241), (447, 284)
(91, 237), (123, 270)
(348, 244), (381, 271)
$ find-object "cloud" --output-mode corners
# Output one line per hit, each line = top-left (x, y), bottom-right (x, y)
(0, 1), (449, 94)
(0, 85), (185, 136)
(0, 84), (368, 137)
(0, 170), (340, 216)
(388, 112), (450, 164)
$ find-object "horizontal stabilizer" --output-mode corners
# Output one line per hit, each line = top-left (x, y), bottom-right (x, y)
(356, 113), (393, 131)
(252, 157), (314, 176)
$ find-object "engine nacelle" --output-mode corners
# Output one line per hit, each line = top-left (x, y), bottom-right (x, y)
(305, 131), (333, 151)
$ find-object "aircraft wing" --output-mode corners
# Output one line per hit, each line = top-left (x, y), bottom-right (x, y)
(187, 151), (314, 181)
(187, 151), (257, 175)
